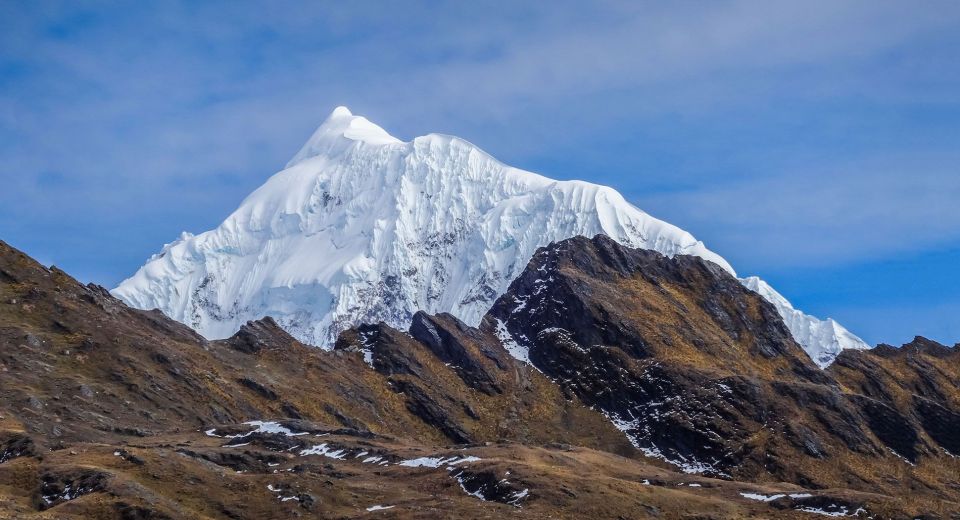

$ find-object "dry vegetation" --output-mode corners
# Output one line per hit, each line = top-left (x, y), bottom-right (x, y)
(1, 238), (959, 518)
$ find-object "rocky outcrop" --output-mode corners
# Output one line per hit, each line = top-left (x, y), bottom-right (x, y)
(409, 312), (507, 396)
(224, 317), (297, 353)
(36, 468), (111, 510)
(829, 337), (960, 460)
(0, 432), (36, 463)
(486, 235), (960, 498)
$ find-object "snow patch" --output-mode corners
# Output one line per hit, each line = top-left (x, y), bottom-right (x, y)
(740, 492), (786, 502)
(494, 318), (535, 367)
(299, 443), (348, 459)
(398, 455), (481, 468)
(209, 420), (308, 440)
(796, 506), (866, 517)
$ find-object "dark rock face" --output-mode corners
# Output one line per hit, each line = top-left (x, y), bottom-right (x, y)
(0, 431), (36, 463)
(332, 317), (629, 450)
(486, 235), (960, 491)
(853, 395), (920, 463)
(225, 317), (296, 353)
(451, 468), (529, 506)
(915, 397), (960, 456)
(335, 322), (480, 443)
(178, 446), (287, 473)
(486, 236), (817, 478)
(829, 337), (960, 461)
(36, 468), (111, 510)
(391, 379), (472, 444)
(409, 312), (506, 395)
(237, 377), (279, 401)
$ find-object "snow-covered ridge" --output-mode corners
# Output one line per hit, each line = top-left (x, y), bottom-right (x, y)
(740, 277), (868, 367)
(113, 106), (866, 366)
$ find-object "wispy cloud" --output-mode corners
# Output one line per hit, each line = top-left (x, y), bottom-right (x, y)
(1, 1), (958, 342)
(637, 151), (960, 268)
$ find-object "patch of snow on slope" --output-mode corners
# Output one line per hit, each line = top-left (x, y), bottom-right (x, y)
(796, 505), (866, 517)
(206, 421), (308, 438)
(299, 443), (348, 459)
(398, 455), (481, 468)
(494, 318), (535, 367)
(242, 420), (308, 436)
(740, 492), (786, 502)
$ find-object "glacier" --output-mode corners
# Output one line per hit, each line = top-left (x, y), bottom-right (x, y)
(112, 106), (868, 366)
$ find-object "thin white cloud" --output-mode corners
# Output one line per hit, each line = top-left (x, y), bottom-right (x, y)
(1, 0), (959, 281)
(637, 151), (960, 269)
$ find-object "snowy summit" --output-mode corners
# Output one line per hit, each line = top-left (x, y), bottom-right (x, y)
(113, 106), (868, 367)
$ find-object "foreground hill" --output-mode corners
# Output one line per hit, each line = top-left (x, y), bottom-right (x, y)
(1, 238), (958, 518)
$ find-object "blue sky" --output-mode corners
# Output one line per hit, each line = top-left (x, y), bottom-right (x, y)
(1, 1), (958, 346)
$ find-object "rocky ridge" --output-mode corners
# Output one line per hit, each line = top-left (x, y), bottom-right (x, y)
(2, 237), (958, 518)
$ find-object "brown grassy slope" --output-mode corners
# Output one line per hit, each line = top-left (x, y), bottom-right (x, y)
(0, 239), (628, 452)
(486, 234), (960, 512)
(2, 236), (958, 518)
(1, 426), (924, 519)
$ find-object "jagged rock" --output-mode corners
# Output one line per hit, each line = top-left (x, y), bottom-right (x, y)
(487, 235), (959, 487)
(36, 468), (111, 510)
(225, 317), (297, 353)
(237, 378), (279, 400)
(409, 312), (505, 395)
(178, 448), (283, 473)
(915, 397), (960, 456)
(452, 468), (529, 506)
(0, 431), (37, 463)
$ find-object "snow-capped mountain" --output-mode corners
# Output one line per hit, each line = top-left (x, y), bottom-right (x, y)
(113, 106), (868, 365)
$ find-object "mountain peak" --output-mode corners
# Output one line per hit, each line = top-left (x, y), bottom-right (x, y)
(328, 105), (353, 118)
(286, 105), (402, 167)
(114, 108), (866, 368)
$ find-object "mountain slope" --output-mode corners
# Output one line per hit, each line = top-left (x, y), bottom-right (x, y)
(486, 235), (960, 511)
(113, 106), (867, 365)
(0, 239), (627, 452)
(3, 238), (957, 518)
